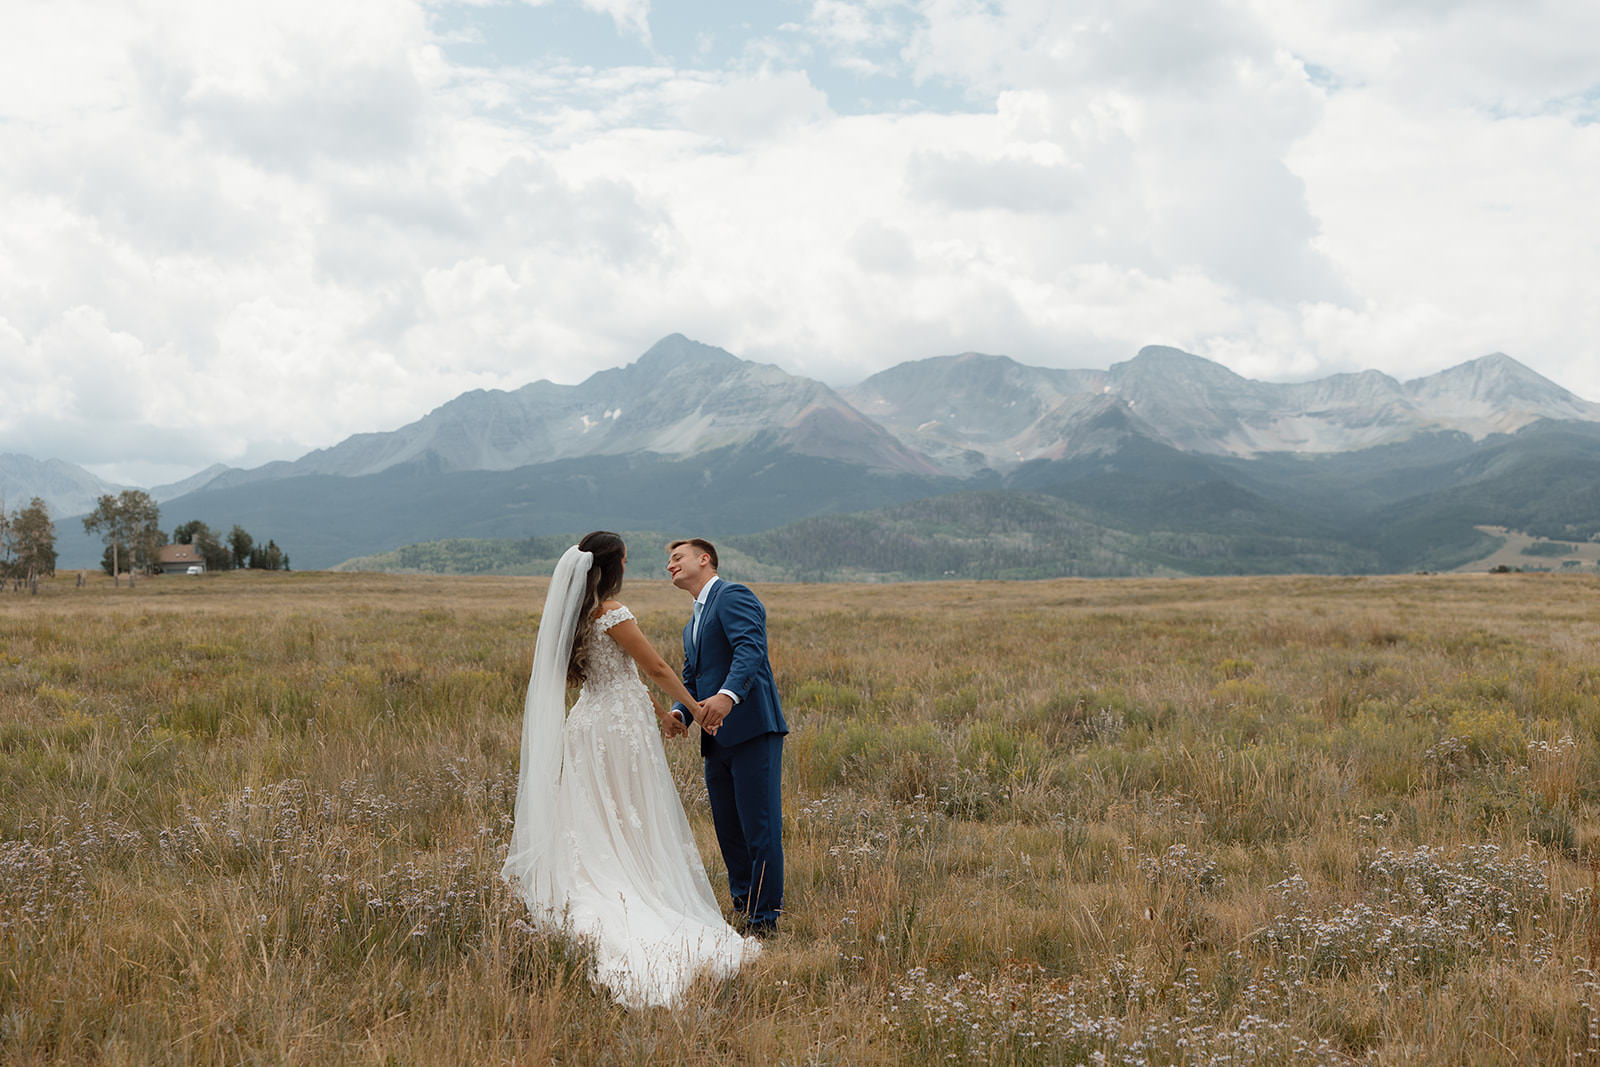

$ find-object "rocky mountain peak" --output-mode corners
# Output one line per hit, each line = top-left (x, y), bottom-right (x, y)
(150, 463), (233, 502)
(0, 453), (126, 518)
(841, 350), (1113, 474)
(631, 333), (741, 372)
(1115, 346), (1252, 388)
(1406, 352), (1579, 406)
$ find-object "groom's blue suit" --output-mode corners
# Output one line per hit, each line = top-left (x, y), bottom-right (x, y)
(675, 577), (787, 928)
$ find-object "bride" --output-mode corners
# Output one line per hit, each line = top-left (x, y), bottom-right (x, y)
(501, 531), (759, 1009)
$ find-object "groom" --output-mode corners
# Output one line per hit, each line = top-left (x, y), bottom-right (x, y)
(667, 538), (787, 935)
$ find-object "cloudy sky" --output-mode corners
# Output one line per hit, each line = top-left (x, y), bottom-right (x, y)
(4, 0), (1598, 487)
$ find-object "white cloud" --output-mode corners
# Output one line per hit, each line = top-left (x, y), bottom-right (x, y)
(578, 0), (654, 44)
(1250, 0), (1600, 116)
(847, 220), (915, 276)
(806, 0), (903, 49)
(908, 150), (1079, 213)
(678, 68), (832, 143)
(2, 0), (1597, 488)
(512, 0), (654, 43)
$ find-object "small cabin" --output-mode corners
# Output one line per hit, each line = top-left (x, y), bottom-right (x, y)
(157, 544), (206, 575)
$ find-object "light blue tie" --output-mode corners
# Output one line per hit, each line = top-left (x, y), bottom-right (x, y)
(691, 600), (704, 643)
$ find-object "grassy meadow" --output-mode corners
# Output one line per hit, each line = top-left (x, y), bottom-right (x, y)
(3, 568), (1600, 1064)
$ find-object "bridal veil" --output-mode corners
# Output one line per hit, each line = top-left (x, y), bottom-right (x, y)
(501, 545), (592, 899)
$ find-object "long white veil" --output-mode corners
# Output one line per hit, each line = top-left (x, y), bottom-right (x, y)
(501, 544), (593, 903)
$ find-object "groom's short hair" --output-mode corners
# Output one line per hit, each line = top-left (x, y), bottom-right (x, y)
(668, 538), (718, 570)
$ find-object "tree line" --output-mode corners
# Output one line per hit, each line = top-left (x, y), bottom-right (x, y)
(1, 490), (295, 590)
(78, 490), (291, 586)
(0, 496), (58, 591)
(170, 517), (287, 572)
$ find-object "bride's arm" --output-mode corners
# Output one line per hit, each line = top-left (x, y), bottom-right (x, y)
(646, 690), (688, 737)
(605, 615), (704, 718)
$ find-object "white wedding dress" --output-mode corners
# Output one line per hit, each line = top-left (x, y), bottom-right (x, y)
(503, 598), (757, 1009)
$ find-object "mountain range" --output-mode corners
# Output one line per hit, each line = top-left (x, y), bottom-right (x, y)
(845, 345), (1598, 472)
(0, 456), (235, 518)
(1, 454), (122, 520)
(26, 334), (1600, 575)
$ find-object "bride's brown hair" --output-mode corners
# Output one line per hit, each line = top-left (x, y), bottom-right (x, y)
(567, 530), (626, 685)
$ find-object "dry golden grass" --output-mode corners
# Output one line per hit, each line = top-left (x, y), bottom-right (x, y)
(4, 568), (1600, 1064)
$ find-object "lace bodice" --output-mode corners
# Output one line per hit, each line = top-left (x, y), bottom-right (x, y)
(583, 605), (639, 692)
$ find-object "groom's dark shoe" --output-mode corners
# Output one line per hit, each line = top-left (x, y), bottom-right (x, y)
(731, 909), (776, 938)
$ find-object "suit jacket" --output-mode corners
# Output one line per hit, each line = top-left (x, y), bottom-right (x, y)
(678, 578), (788, 754)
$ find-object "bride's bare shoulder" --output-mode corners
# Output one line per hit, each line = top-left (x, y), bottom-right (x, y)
(595, 598), (627, 618)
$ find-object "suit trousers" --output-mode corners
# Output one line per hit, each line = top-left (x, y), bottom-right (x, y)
(703, 731), (784, 927)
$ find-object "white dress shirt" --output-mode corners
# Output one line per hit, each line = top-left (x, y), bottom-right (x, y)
(693, 575), (740, 704)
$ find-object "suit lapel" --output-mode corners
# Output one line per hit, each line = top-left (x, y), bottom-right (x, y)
(691, 579), (726, 663)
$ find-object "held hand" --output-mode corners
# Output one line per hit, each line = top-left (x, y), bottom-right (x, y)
(657, 709), (688, 739)
(698, 692), (734, 733)
(681, 700), (718, 737)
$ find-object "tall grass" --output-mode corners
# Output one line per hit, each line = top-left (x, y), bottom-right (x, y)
(3, 569), (1599, 1063)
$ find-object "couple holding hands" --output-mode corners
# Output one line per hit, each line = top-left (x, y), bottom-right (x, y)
(501, 533), (786, 1009)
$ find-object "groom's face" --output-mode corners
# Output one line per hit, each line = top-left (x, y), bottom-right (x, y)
(666, 544), (711, 593)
